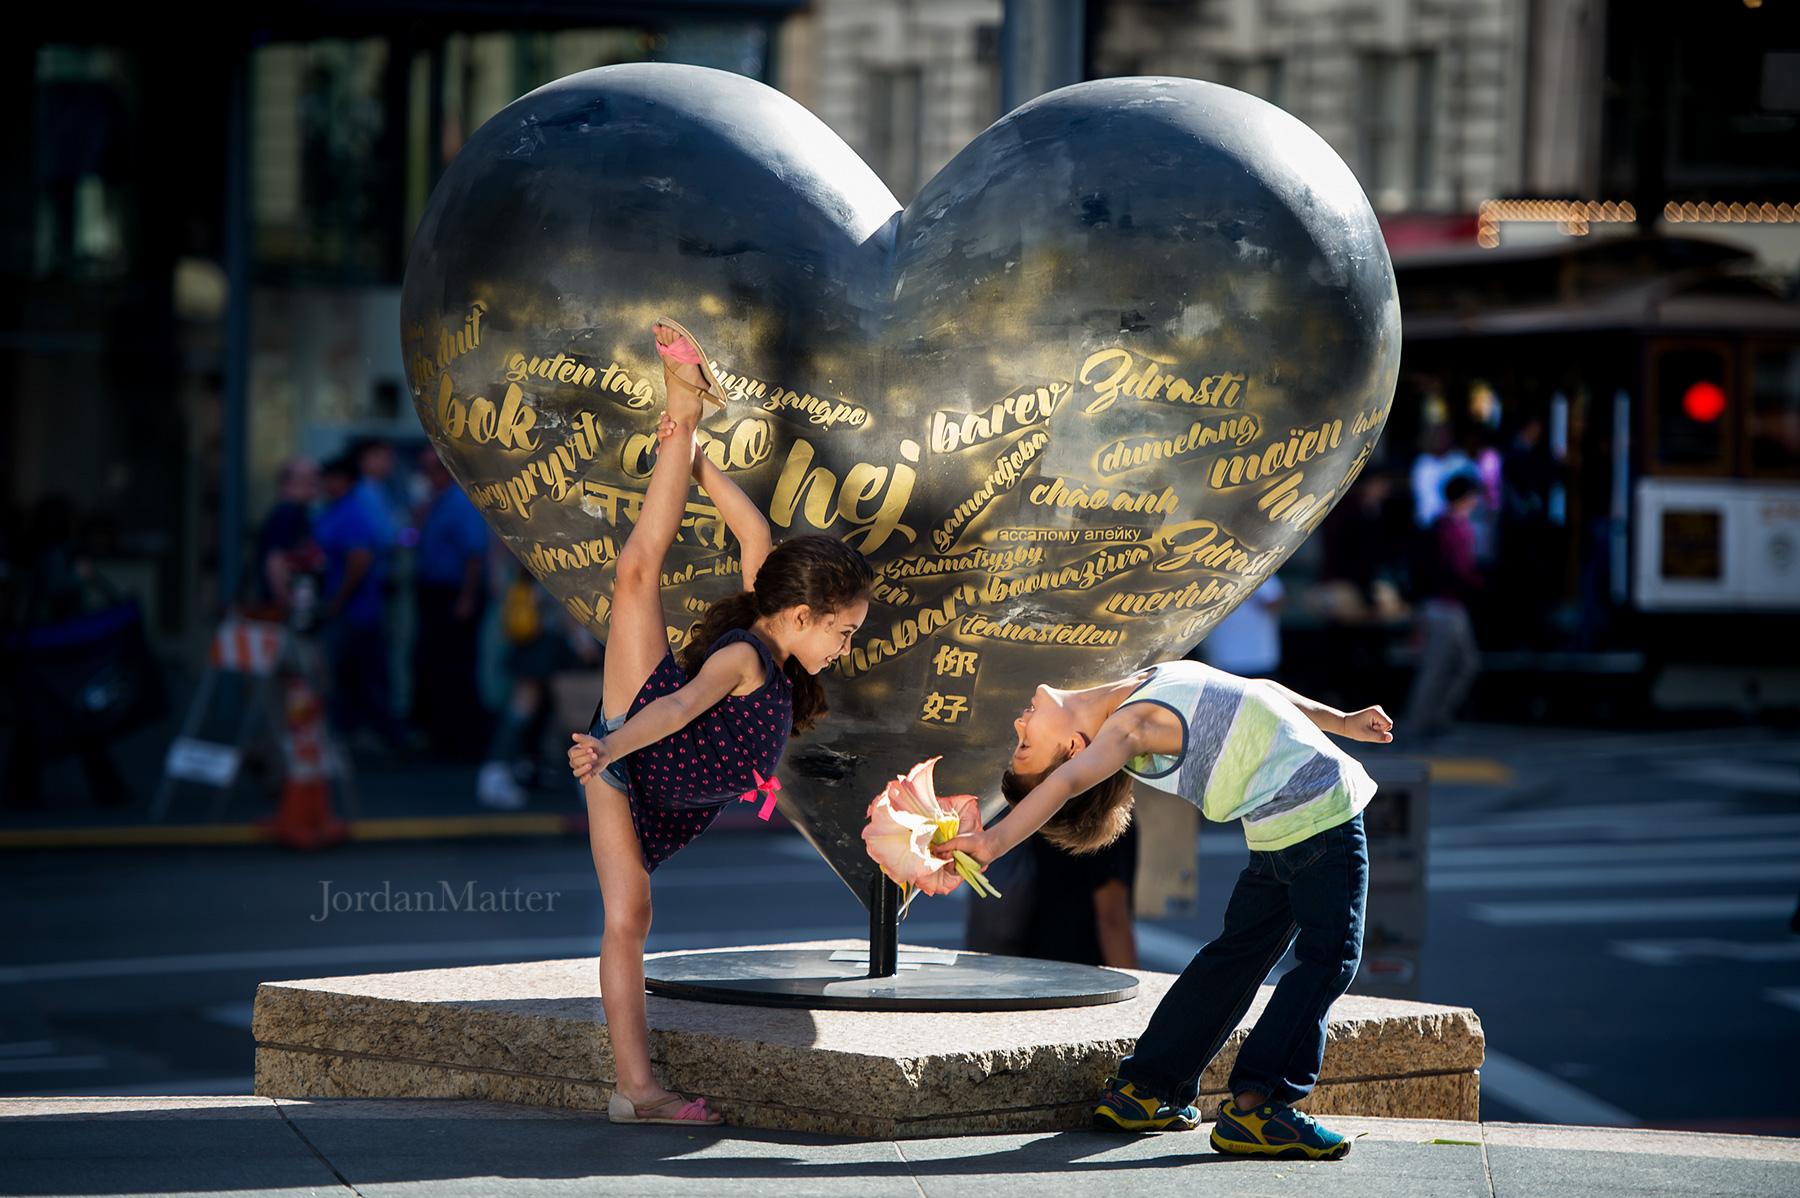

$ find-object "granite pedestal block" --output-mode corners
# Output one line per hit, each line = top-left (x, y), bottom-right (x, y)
(252, 940), (1483, 1137)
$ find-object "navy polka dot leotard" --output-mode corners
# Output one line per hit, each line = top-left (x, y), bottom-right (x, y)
(588, 627), (793, 873)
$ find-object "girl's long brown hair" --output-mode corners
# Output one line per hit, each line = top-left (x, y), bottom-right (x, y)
(678, 534), (874, 734)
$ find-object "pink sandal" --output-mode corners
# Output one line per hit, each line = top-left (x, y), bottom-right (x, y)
(607, 1090), (724, 1126)
(652, 317), (730, 411)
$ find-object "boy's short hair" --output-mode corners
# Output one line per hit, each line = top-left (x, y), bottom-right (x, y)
(1442, 473), (1477, 504)
(1000, 758), (1136, 854)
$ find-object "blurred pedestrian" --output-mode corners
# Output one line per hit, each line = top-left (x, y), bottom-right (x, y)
(1410, 424), (1473, 528)
(411, 447), (490, 757)
(315, 456), (403, 752)
(1497, 416), (1557, 646)
(350, 437), (402, 550)
(1403, 474), (1484, 740)
(476, 571), (598, 809)
(1194, 575), (1284, 677)
(2, 495), (134, 809)
(1023, 820), (1140, 967)
(254, 457), (321, 617)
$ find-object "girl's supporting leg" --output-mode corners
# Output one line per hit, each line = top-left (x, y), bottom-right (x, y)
(601, 325), (708, 719)
(584, 773), (678, 1106)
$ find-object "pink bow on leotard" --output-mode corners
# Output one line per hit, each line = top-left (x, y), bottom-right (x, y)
(739, 771), (781, 821)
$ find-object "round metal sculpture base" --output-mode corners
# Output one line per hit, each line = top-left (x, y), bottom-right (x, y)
(643, 947), (1138, 1012)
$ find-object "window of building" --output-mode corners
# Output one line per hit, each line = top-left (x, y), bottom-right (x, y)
(1217, 56), (1285, 111)
(1650, 343), (1733, 473)
(1747, 343), (1800, 478)
(868, 66), (924, 200)
(1359, 52), (1407, 210)
(32, 46), (134, 279)
(252, 39), (396, 282)
(1411, 52), (1439, 205)
(1359, 51), (1437, 212)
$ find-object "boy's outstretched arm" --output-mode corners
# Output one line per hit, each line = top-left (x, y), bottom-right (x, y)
(937, 721), (1139, 867)
(1255, 677), (1394, 743)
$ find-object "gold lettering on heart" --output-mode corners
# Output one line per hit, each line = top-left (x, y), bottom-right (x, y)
(434, 375), (541, 453)
(1077, 347), (1246, 415)
(768, 438), (919, 553)
(972, 544), (1154, 603)
(1103, 576), (1243, 616)
(462, 410), (602, 518)
(405, 301), (486, 384)
(878, 545), (1046, 582)
(956, 613), (1124, 648)
(520, 536), (618, 575)
(1096, 413), (1262, 477)
(840, 585), (980, 677)
(1147, 518), (1281, 576)
(928, 383), (1070, 454)
(1207, 419), (1344, 488)
(930, 428), (1051, 553)
(1026, 476), (1179, 516)
(503, 352), (656, 410)
(712, 363), (871, 429)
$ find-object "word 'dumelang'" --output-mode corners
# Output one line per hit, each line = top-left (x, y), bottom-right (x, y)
(1097, 413), (1260, 477)
(1078, 347), (1245, 415)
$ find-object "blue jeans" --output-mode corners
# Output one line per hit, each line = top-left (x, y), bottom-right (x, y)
(586, 708), (632, 799)
(1120, 812), (1368, 1108)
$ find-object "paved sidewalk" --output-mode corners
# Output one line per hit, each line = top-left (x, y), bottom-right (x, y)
(4, 1097), (1798, 1197)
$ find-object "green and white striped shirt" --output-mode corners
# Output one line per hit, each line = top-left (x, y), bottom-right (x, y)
(1119, 661), (1375, 852)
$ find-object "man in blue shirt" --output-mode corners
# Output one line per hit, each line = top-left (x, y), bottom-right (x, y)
(411, 446), (491, 756)
(315, 456), (402, 749)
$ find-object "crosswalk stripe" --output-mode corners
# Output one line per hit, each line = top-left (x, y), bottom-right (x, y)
(1430, 860), (1800, 891)
(1611, 939), (1800, 966)
(1432, 814), (1800, 845)
(1433, 838), (1800, 868)
(1478, 1050), (1637, 1127)
(1471, 896), (1794, 926)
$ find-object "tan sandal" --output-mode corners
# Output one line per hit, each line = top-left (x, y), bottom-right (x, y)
(607, 1090), (723, 1126)
(652, 317), (730, 411)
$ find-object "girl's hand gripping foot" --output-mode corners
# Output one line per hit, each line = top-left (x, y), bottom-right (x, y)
(569, 733), (612, 782)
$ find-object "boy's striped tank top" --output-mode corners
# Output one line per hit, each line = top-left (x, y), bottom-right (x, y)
(1118, 660), (1376, 852)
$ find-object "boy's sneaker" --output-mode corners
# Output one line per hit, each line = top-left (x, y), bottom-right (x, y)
(1210, 1099), (1352, 1160)
(1092, 1077), (1200, 1132)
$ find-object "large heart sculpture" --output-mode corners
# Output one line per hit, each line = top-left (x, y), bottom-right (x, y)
(401, 63), (1399, 903)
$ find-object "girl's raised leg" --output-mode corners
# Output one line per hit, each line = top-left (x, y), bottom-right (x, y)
(601, 323), (710, 718)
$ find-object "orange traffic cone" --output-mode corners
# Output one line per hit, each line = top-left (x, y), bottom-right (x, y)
(259, 675), (348, 850)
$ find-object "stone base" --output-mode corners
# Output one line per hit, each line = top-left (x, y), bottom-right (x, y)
(252, 939), (1484, 1138)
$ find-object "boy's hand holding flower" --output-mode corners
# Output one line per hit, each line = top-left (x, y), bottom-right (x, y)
(1340, 705), (1394, 743)
(933, 826), (998, 871)
(861, 758), (1002, 901)
(568, 732), (612, 782)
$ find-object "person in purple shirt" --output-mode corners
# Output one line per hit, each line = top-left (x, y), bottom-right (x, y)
(1402, 473), (1484, 739)
(316, 456), (402, 750)
(411, 447), (491, 756)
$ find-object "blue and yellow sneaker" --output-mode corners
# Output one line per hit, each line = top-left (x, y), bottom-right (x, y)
(1210, 1099), (1352, 1160)
(1092, 1077), (1201, 1132)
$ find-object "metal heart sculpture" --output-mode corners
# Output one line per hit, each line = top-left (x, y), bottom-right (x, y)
(401, 63), (1399, 903)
